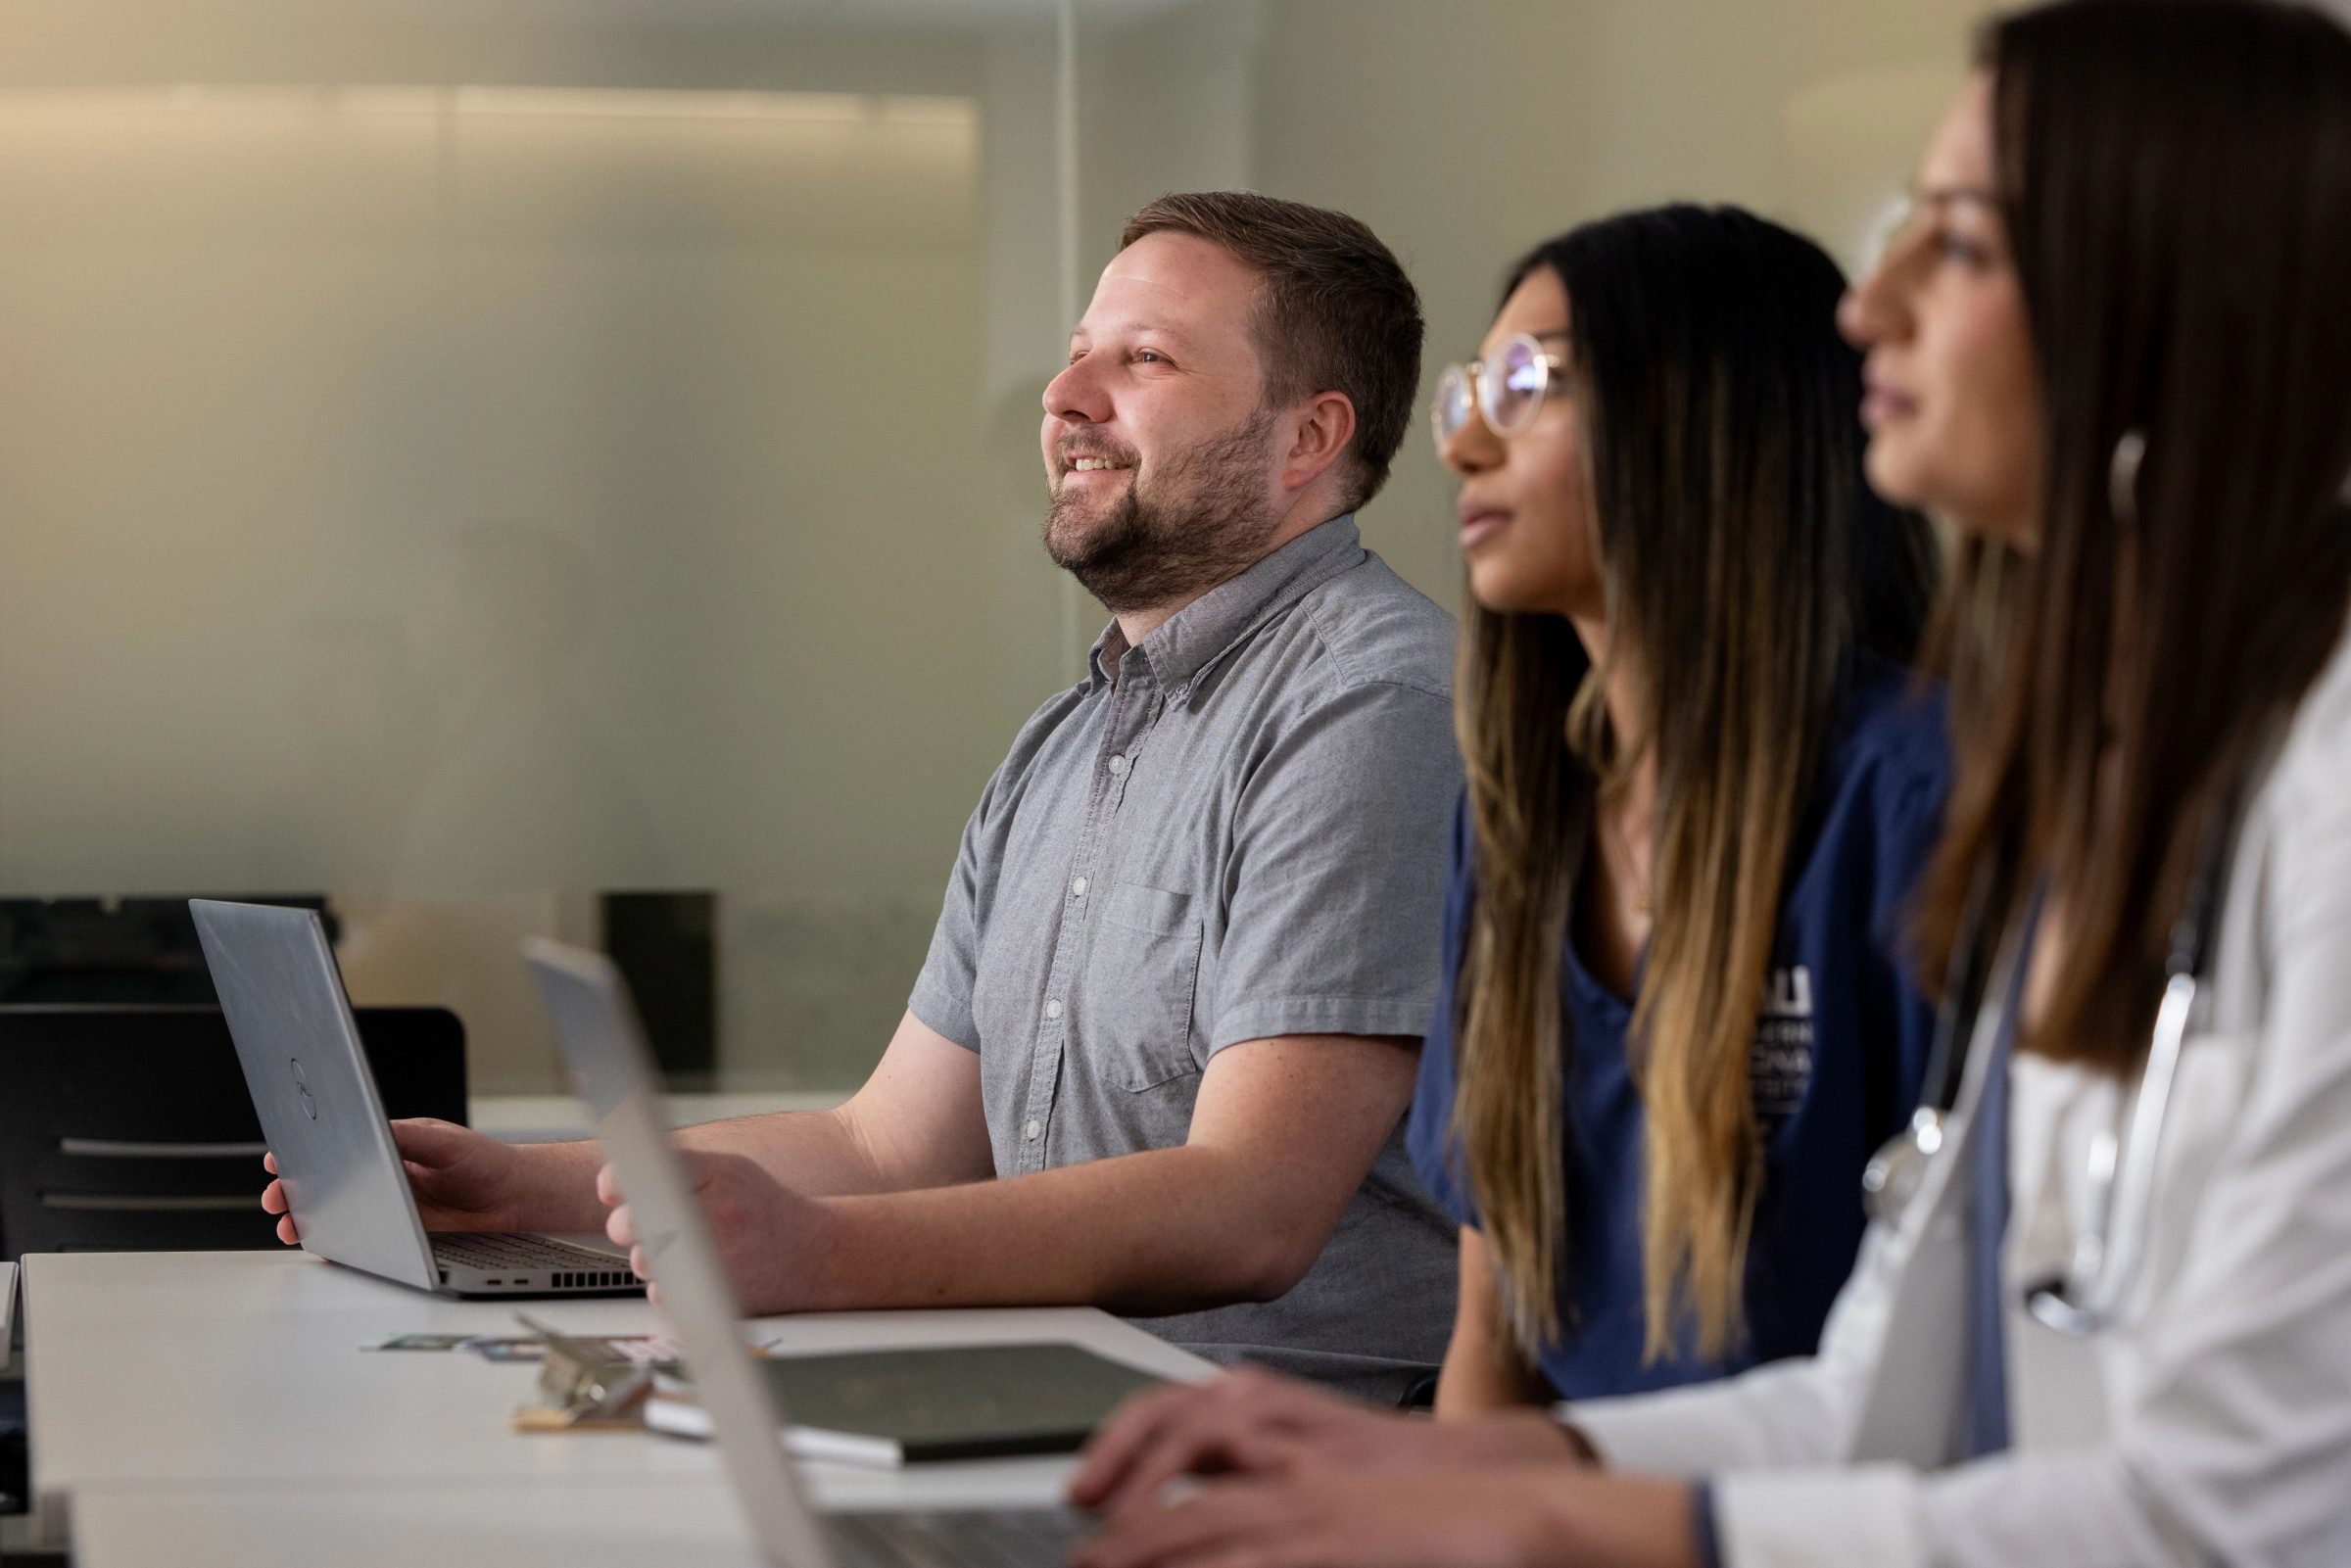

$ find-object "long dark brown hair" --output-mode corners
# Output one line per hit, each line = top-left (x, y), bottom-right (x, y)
(1451, 205), (1939, 1360)
(1911, 0), (2351, 1066)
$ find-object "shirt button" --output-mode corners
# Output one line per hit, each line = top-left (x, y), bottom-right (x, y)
(1024, 1118), (1042, 1142)
(1071, 877), (1088, 898)
(1107, 755), (1128, 777)
(1044, 998), (1064, 1021)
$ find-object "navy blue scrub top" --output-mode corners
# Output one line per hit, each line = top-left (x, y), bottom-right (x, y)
(1407, 658), (1950, 1399)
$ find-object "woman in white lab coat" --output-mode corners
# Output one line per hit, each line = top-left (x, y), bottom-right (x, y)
(1063, 2), (2351, 1564)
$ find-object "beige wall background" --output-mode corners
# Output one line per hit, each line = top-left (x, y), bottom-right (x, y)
(0, 0), (1986, 1092)
(1183, 0), (1982, 599)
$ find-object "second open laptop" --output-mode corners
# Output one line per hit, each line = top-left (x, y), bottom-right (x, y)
(522, 937), (1088, 1568)
(191, 899), (640, 1298)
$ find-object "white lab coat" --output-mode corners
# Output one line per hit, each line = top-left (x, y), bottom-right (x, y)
(1569, 633), (2351, 1568)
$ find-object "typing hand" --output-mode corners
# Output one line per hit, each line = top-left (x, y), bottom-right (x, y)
(261, 1118), (544, 1245)
(1073, 1469), (1665, 1568)
(1069, 1368), (1587, 1518)
(598, 1150), (837, 1314)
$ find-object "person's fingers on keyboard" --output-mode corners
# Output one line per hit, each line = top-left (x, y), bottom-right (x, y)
(1070, 1382), (1205, 1509)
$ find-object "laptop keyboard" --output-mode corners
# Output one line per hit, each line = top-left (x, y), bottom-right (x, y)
(833, 1507), (1084, 1568)
(431, 1233), (627, 1270)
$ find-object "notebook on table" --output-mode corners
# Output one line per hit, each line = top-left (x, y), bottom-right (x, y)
(644, 1341), (1169, 1466)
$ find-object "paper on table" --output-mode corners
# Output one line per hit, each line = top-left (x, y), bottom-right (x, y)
(362, 1334), (477, 1353)
(644, 1387), (905, 1468)
(465, 1334), (680, 1365)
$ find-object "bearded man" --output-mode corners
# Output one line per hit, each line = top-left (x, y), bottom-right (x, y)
(264, 192), (1462, 1399)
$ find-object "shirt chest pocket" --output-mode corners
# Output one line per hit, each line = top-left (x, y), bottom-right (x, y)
(1088, 882), (1206, 1092)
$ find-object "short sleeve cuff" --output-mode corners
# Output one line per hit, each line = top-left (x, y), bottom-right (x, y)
(1208, 996), (1436, 1054)
(906, 972), (982, 1052)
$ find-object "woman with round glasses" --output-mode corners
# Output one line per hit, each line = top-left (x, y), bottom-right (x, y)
(1405, 207), (1946, 1419)
(1065, 3), (2351, 1565)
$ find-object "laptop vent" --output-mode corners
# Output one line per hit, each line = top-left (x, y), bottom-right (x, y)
(554, 1271), (634, 1289)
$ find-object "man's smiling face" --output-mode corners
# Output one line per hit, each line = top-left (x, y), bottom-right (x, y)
(1037, 230), (1286, 613)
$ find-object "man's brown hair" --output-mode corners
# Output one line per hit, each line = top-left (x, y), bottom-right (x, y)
(1120, 191), (1422, 512)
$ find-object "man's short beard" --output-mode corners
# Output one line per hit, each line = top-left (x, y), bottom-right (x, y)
(1044, 407), (1282, 614)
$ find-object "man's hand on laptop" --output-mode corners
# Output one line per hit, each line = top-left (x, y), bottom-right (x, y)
(260, 1118), (600, 1243)
(598, 1150), (830, 1314)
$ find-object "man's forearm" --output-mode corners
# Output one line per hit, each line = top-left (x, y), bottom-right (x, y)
(796, 1144), (1313, 1315)
(511, 1110), (883, 1236)
(500, 1138), (611, 1233)
(676, 1107), (889, 1198)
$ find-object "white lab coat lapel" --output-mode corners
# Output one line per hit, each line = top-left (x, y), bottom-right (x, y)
(1843, 980), (2007, 1467)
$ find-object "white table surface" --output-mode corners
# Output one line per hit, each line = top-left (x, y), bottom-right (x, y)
(24, 1250), (1214, 1552)
(72, 1476), (775, 1568)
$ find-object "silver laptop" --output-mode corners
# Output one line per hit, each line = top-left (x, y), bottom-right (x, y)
(523, 938), (1084, 1568)
(191, 899), (639, 1299)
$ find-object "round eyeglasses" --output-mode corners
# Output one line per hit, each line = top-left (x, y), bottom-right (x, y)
(1430, 330), (1568, 454)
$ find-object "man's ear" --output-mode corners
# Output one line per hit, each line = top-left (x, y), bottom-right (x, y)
(1278, 391), (1358, 496)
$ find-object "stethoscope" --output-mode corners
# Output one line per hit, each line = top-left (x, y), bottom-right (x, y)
(1859, 792), (2243, 1340)
(1858, 861), (2010, 1228)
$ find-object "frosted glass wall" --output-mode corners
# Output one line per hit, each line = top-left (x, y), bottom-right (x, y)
(0, 0), (1989, 1093)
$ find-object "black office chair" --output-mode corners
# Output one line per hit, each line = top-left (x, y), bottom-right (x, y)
(0, 1004), (465, 1260)
(0, 895), (333, 1006)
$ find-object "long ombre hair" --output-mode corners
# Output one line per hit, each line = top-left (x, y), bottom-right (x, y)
(1911, 0), (2351, 1067)
(1451, 206), (1939, 1361)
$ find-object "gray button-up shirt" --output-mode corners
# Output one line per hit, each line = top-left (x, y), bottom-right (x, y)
(909, 515), (1462, 1398)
